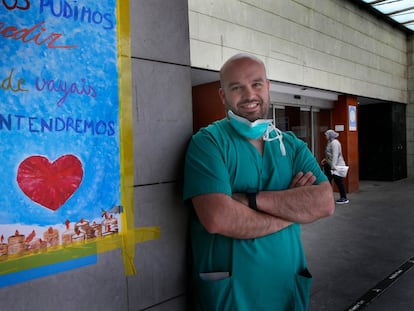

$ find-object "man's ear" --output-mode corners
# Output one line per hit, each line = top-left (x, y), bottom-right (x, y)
(218, 88), (226, 105)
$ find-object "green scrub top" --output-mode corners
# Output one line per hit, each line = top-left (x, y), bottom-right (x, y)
(184, 119), (327, 311)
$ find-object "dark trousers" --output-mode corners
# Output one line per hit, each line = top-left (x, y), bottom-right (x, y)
(323, 164), (347, 199)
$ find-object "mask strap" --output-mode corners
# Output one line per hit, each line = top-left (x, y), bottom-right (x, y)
(263, 124), (286, 156)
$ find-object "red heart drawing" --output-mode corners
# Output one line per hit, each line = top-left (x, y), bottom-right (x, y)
(17, 155), (83, 211)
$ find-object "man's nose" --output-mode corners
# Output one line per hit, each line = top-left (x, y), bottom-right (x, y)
(242, 86), (255, 100)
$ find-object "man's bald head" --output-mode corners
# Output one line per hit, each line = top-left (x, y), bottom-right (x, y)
(220, 53), (267, 88)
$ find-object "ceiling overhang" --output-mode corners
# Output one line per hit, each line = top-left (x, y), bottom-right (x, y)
(350, 0), (414, 33)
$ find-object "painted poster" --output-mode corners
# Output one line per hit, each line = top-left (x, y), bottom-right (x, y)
(0, 0), (124, 283)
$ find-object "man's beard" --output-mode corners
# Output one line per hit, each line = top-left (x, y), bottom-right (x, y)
(225, 97), (270, 121)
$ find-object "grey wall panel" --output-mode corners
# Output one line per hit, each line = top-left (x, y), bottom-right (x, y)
(132, 58), (192, 186)
(130, 0), (190, 65)
(0, 251), (128, 311)
(128, 0), (192, 309)
(128, 183), (188, 310)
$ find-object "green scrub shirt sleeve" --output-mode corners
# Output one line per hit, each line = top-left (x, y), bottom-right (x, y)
(183, 131), (232, 201)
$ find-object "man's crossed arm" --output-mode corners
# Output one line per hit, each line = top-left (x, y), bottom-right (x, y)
(192, 172), (335, 239)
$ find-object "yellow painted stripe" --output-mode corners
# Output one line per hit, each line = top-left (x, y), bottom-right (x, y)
(116, 0), (144, 276)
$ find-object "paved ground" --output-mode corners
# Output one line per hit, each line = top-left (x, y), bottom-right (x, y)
(302, 177), (414, 310)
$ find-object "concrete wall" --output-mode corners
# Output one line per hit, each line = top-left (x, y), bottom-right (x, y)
(189, 0), (407, 103)
(0, 1), (192, 310)
(129, 0), (192, 310)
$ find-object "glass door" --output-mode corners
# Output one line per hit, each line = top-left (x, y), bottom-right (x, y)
(272, 104), (323, 160)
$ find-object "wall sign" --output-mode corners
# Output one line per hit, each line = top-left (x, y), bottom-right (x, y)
(349, 105), (357, 131)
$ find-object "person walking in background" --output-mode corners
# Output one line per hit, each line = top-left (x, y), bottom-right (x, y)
(322, 129), (349, 204)
(183, 53), (335, 310)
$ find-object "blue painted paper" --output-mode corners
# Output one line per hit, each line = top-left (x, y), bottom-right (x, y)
(0, 0), (121, 282)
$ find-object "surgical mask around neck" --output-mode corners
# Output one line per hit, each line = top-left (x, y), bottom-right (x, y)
(227, 110), (286, 155)
(228, 110), (272, 139)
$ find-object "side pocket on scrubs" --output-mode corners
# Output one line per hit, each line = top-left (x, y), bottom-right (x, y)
(196, 273), (233, 311)
(294, 268), (312, 311)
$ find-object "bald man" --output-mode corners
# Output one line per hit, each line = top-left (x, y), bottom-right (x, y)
(184, 53), (334, 310)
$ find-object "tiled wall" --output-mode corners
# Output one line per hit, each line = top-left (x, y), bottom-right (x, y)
(129, 0), (192, 309)
(188, 0), (408, 103)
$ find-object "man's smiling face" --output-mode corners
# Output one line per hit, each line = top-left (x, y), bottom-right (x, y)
(219, 56), (270, 122)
